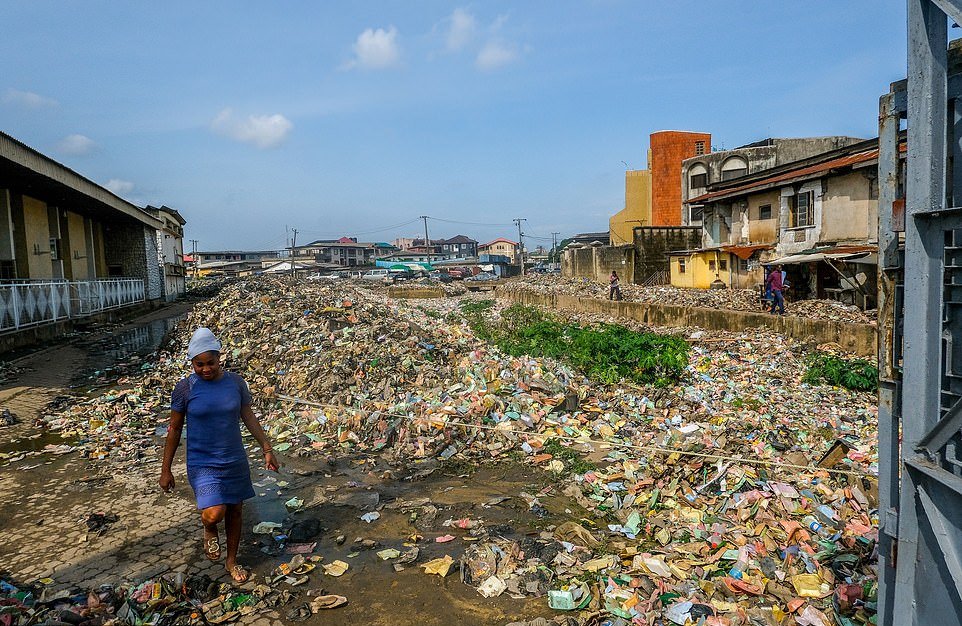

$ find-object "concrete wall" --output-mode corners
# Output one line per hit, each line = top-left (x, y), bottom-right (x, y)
(498, 288), (877, 357)
(746, 189), (781, 243)
(21, 195), (51, 279)
(609, 170), (652, 245)
(650, 131), (711, 226)
(669, 251), (732, 289)
(772, 137), (865, 165)
(821, 170), (878, 243)
(562, 245), (634, 283)
(633, 226), (702, 283)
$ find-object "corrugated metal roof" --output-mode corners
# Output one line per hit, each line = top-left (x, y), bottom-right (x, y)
(688, 149), (879, 205)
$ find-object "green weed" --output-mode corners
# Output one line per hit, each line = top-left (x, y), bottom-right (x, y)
(803, 352), (878, 392)
(488, 305), (689, 387)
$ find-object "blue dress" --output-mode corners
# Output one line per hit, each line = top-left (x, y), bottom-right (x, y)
(171, 372), (256, 509)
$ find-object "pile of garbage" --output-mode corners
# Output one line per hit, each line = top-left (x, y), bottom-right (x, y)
(0, 573), (282, 626)
(36, 277), (878, 623)
(499, 275), (876, 324)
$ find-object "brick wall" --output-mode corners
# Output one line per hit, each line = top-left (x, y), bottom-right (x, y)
(103, 221), (164, 300)
(650, 131), (711, 226)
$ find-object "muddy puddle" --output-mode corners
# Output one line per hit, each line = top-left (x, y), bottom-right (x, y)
(75, 314), (186, 389)
(236, 452), (585, 626)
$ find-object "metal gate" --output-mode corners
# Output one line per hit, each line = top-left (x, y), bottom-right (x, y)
(878, 1), (962, 622)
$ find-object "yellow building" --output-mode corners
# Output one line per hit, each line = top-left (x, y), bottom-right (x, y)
(608, 169), (652, 245)
(668, 249), (733, 289)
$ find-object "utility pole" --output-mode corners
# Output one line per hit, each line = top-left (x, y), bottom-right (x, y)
(189, 239), (198, 279)
(513, 218), (527, 275)
(420, 215), (430, 250)
(551, 232), (559, 264)
(289, 228), (298, 277)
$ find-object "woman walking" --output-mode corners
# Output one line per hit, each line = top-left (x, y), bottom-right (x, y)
(160, 327), (278, 583)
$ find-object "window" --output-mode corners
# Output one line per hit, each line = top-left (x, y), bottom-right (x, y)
(791, 190), (815, 227)
(720, 259), (728, 271)
(689, 206), (704, 222)
(739, 258), (749, 271)
(721, 156), (749, 181)
(695, 141), (706, 155)
(709, 260), (716, 270)
(690, 173), (708, 188)
(49, 238), (61, 260)
(678, 258), (686, 274)
(759, 204), (772, 220)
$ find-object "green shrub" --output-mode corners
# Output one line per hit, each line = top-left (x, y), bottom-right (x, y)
(803, 352), (878, 392)
(478, 304), (689, 387)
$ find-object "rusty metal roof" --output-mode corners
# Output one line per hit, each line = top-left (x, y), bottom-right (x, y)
(688, 149), (879, 205)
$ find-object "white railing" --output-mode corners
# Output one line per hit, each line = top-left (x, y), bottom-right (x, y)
(0, 278), (145, 333)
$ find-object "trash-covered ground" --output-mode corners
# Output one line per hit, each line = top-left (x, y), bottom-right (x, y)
(500, 274), (876, 325)
(1, 277), (878, 625)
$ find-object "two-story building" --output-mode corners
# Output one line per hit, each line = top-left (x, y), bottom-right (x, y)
(671, 139), (880, 307)
(437, 235), (478, 258)
(146, 205), (186, 301)
(293, 238), (397, 267)
(478, 238), (520, 264)
(680, 136), (866, 227)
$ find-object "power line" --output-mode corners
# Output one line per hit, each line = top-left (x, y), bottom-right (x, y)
(428, 216), (515, 227)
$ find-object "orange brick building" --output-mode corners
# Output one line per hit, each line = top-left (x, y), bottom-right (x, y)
(649, 130), (711, 226)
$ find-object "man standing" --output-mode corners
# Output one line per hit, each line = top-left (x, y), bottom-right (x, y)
(609, 270), (622, 301)
(766, 265), (785, 315)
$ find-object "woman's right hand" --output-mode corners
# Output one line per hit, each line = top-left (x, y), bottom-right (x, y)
(159, 469), (175, 492)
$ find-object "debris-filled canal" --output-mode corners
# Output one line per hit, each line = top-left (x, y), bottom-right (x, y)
(0, 278), (879, 626)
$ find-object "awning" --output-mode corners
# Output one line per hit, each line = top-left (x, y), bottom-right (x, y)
(767, 249), (877, 265)
(720, 244), (772, 260)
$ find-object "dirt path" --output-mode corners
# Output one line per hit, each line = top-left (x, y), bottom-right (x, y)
(0, 301), (573, 626)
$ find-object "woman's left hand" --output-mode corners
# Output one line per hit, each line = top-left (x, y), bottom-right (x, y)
(264, 450), (280, 471)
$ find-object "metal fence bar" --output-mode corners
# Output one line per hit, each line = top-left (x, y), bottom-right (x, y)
(0, 278), (146, 334)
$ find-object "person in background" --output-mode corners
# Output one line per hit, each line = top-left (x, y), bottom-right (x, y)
(766, 264), (786, 315)
(609, 270), (622, 301)
(160, 327), (279, 583)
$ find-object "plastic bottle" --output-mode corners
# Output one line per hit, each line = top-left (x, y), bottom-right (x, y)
(728, 546), (750, 579)
(802, 515), (835, 539)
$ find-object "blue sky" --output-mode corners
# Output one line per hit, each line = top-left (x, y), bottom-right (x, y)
(1, 1), (907, 250)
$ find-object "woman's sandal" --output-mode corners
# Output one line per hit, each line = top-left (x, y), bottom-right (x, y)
(310, 595), (348, 611)
(228, 564), (250, 583)
(204, 534), (221, 561)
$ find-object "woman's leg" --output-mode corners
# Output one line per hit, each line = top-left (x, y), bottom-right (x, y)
(200, 505), (226, 560)
(224, 503), (245, 576)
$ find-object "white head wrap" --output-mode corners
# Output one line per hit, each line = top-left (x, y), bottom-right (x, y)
(187, 327), (222, 360)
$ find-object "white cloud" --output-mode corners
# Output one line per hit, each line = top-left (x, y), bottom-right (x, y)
(342, 26), (400, 70)
(56, 134), (96, 155)
(445, 8), (477, 52)
(3, 88), (58, 109)
(476, 40), (519, 71)
(210, 108), (293, 149)
(105, 179), (135, 196)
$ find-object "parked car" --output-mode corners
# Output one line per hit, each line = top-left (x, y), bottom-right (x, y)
(428, 271), (453, 283)
(465, 271), (498, 282)
(361, 269), (392, 283)
(388, 269), (412, 282)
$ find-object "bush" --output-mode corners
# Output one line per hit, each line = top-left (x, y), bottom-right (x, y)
(480, 304), (689, 387)
(803, 352), (878, 392)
